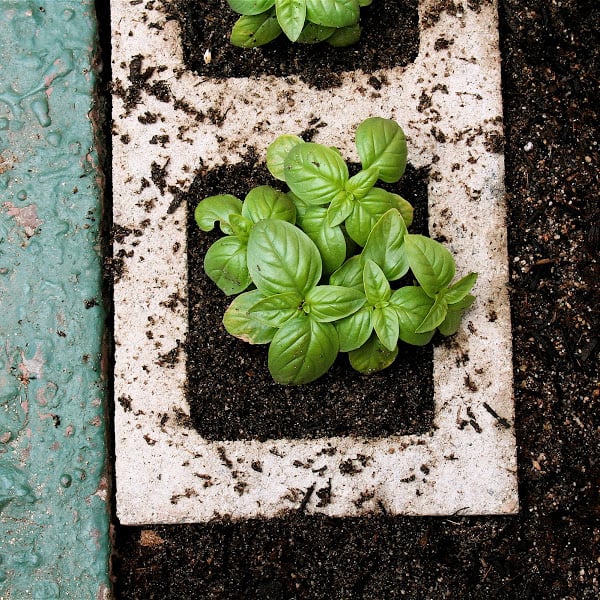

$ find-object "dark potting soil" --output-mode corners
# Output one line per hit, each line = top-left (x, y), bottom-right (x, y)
(113, 1), (600, 598)
(170, 0), (419, 88)
(186, 159), (433, 441)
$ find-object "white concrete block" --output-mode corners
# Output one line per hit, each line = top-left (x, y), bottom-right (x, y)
(112, 0), (518, 524)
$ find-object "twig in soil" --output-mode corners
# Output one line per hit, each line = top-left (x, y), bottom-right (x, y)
(298, 483), (315, 514)
(483, 402), (512, 429)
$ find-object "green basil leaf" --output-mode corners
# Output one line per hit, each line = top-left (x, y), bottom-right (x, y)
(228, 213), (253, 243)
(345, 166), (379, 199)
(242, 185), (296, 224)
(345, 187), (398, 246)
(362, 259), (391, 305)
(329, 255), (363, 290)
(247, 219), (322, 296)
(326, 22), (361, 47)
(437, 294), (475, 336)
(204, 236), (251, 296)
(390, 286), (436, 346)
(358, 0), (372, 6)
(276, 0), (307, 42)
(227, 0), (276, 16)
(305, 0), (359, 28)
(267, 135), (305, 180)
(372, 305), (399, 351)
(326, 190), (355, 227)
(349, 333), (398, 374)
(248, 291), (302, 327)
(284, 142), (349, 205)
(296, 204), (347, 275)
(296, 21), (335, 43)
(355, 117), (407, 183)
(415, 294), (448, 333)
(304, 285), (366, 322)
(268, 317), (338, 384)
(405, 234), (456, 297)
(194, 195), (243, 234)
(230, 10), (282, 47)
(444, 272), (478, 304)
(361, 208), (408, 281)
(336, 306), (372, 351)
(389, 193), (414, 228)
(223, 290), (276, 344)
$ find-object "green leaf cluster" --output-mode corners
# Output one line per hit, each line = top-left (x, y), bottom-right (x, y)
(227, 0), (372, 47)
(194, 118), (477, 385)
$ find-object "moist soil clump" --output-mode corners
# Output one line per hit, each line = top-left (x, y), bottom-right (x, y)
(113, 1), (600, 598)
(170, 0), (419, 88)
(186, 158), (434, 441)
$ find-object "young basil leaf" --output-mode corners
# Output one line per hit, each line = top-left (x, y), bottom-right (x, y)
(329, 255), (363, 290)
(437, 294), (475, 336)
(355, 117), (407, 183)
(223, 289), (276, 344)
(361, 208), (409, 281)
(345, 166), (379, 199)
(267, 135), (305, 180)
(345, 187), (400, 246)
(228, 213), (253, 243)
(204, 236), (251, 296)
(358, 0), (372, 5)
(405, 234), (456, 297)
(444, 272), (478, 304)
(227, 0), (276, 16)
(194, 195), (243, 235)
(415, 293), (448, 333)
(363, 259), (391, 305)
(248, 291), (303, 327)
(326, 22), (361, 47)
(305, 0), (359, 28)
(230, 10), (282, 47)
(295, 203), (347, 275)
(247, 219), (322, 296)
(390, 286), (436, 346)
(372, 305), (400, 352)
(242, 185), (296, 224)
(389, 193), (414, 228)
(336, 306), (372, 351)
(284, 142), (349, 205)
(326, 190), (355, 227)
(304, 285), (365, 322)
(296, 21), (335, 43)
(275, 0), (307, 42)
(348, 333), (398, 374)
(268, 317), (339, 384)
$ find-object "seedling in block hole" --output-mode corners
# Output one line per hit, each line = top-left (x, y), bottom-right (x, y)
(195, 118), (477, 384)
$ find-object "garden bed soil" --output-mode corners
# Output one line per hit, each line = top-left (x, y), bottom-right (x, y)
(112, 0), (600, 597)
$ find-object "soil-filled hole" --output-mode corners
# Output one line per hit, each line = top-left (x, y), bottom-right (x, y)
(186, 154), (434, 441)
(170, 0), (420, 88)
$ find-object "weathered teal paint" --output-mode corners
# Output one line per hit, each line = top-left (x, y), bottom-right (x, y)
(0, 1), (110, 598)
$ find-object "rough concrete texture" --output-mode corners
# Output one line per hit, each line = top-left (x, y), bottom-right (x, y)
(0, 1), (110, 598)
(113, 0), (517, 523)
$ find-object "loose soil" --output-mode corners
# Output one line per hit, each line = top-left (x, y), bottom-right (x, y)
(112, 1), (600, 598)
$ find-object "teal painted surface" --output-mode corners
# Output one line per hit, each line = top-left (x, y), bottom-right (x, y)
(0, 1), (110, 598)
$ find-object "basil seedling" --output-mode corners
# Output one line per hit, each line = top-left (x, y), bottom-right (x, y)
(228, 0), (372, 48)
(195, 118), (477, 384)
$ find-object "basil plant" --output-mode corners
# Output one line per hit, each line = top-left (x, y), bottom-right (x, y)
(195, 117), (477, 385)
(227, 0), (373, 48)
